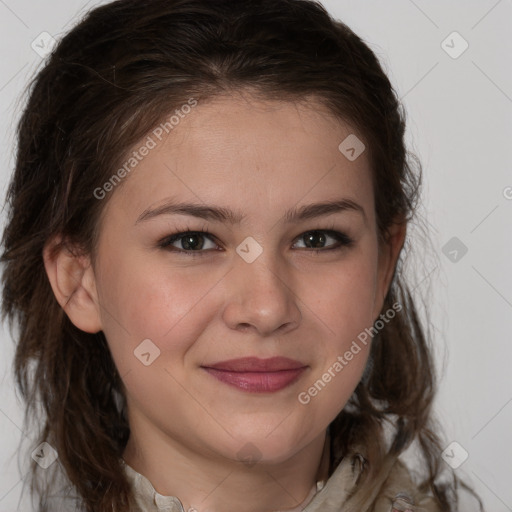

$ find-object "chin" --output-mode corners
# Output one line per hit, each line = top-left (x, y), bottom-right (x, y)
(213, 423), (314, 466)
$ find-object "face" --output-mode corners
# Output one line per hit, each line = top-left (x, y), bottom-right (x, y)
(82, 94), (401, 464)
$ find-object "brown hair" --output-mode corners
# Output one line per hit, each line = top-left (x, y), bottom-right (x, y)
(1, 0), (481, 510)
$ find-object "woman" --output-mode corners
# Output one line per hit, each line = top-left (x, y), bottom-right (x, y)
(1, 0), (483, 510)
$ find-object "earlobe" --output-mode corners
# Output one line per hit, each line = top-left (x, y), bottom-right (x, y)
(42, 236), (103, 333)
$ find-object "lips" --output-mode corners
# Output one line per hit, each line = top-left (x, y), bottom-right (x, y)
(203, 356), (306, 372)
(201, 357), (308, 393)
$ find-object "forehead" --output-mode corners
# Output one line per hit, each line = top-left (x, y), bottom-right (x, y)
(100, 94), (374, 227)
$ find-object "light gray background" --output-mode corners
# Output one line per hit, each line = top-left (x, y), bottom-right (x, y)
(0, 1), (511, 510)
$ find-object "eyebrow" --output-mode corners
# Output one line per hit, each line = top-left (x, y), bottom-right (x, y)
(135, 197), (367, 226)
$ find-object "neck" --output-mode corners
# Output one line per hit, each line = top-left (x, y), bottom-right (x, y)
(123, 418), (330, 512)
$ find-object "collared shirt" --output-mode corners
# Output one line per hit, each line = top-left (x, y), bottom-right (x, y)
(121, 450), (439, 512)
(122, 456), (349, 512)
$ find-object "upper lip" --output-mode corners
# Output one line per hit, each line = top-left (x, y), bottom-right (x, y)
(202, 357), (307, 372)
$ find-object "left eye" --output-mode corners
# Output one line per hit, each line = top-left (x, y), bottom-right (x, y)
(293, 230), (353, 251)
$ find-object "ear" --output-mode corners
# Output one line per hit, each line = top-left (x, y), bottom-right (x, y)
(42, 236), (102, 333)
(372, 220), (407, 320)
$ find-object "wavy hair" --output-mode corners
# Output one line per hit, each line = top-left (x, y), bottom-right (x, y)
(1, 0), (482, 510)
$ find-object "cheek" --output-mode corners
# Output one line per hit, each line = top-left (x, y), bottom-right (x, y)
(309, 249), (378, 344)
(95, 249), (217, 374)
(96, 256), (213, 422)
(295, 248), (377, 413)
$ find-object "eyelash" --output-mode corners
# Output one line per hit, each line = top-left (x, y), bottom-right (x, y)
(157, 224), (355, 257)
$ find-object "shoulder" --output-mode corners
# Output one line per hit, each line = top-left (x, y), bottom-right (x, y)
(371, 457), (443, 512)
(340, 453), (443, 512)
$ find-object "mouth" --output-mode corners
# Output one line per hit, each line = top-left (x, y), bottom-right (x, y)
(201, 357), (308, 393)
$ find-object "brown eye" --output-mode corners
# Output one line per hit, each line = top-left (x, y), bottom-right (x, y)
(158, 230), (219, 255)
(293, 230), (354, 251)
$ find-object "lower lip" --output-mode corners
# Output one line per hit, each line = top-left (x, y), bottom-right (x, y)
(202, 367), (307, 393)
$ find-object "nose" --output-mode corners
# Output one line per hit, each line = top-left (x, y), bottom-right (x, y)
(221, 246), (302, 337)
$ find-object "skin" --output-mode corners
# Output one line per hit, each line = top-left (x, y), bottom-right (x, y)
(43, 92), (406, 512)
